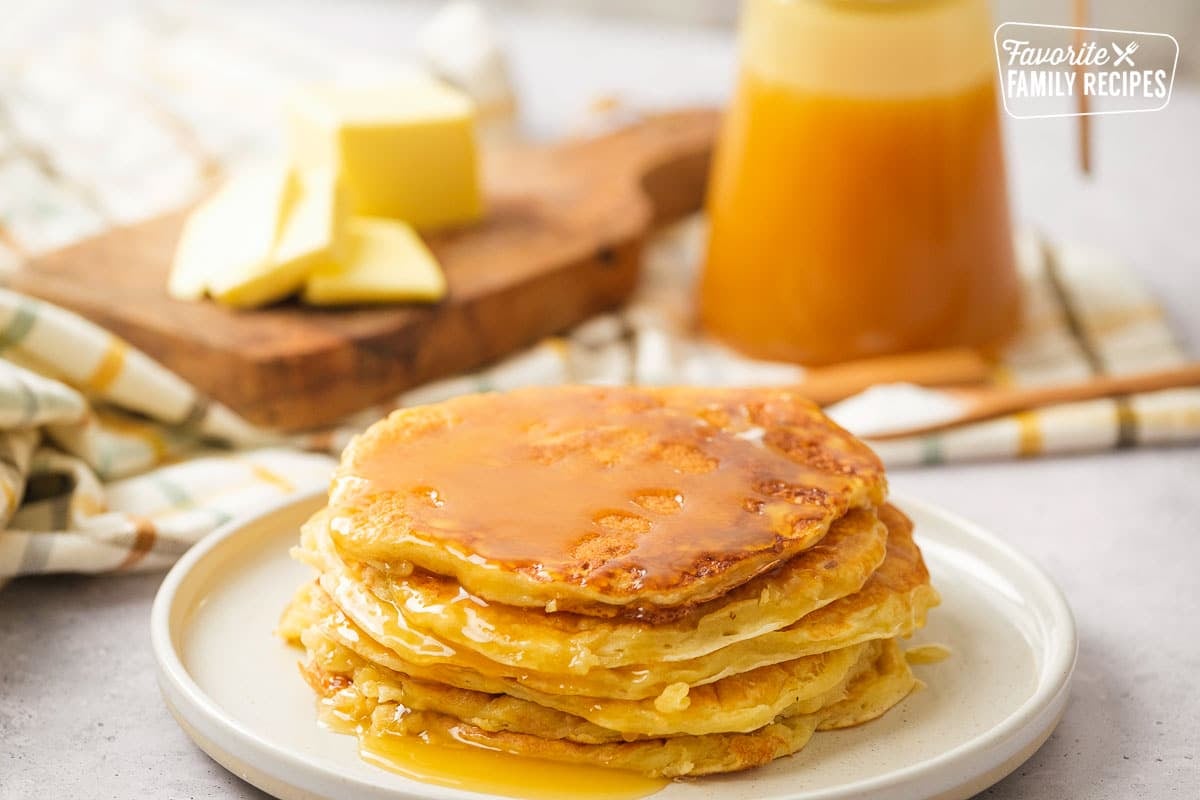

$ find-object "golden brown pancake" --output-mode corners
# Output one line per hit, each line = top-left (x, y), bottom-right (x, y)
(298, 505), (889, 673)
(287, 588), (881, 737)
(324, 386), (887, 611)
(283, 504), (936, 702)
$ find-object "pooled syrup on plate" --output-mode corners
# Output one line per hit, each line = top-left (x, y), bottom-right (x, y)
(359, 730), (667, 800)
(317, 695), (665, 799)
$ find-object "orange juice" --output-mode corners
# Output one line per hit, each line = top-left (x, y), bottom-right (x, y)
(701, 0), (1021, 365)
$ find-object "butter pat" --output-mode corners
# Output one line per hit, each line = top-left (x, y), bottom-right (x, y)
(287, 80), (483, 229)
(210, 168), (344, 308)
(168, 164), (293, 301)
(303, 217), (446, 305)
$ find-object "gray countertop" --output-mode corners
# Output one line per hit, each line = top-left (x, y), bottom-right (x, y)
(2, 2), (1199, 798)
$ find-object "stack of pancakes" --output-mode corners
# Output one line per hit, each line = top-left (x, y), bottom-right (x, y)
(280, 386), (939, 777)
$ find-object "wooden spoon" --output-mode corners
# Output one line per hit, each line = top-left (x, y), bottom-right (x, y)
(860, 363), (1200, 441)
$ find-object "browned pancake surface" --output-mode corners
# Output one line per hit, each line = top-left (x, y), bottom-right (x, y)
(327, 385), (886, 609)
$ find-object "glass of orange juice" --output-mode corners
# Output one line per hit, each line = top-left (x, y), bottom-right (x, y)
(701, 0), (1021, 365)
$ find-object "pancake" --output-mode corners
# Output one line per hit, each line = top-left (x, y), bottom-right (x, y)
(286, 586), (881, 736)
(284, 504), (936, 702)
(298, 505), (889, 673)
(324, 386), (887, 611)
(429, 640), (916, 777)
(296, 624), (916, 777)
(299, 504), (935, 700)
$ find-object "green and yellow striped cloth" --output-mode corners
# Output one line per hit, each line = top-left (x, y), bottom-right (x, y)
(0, 287), (333, 576)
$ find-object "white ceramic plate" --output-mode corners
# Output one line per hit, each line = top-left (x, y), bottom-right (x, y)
(151, 491), (1076, 800)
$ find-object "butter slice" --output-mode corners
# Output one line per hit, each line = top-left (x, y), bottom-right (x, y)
(168, 164), (292, 301)
(287, 80), (483, 229)
(210, 168), (343, 308)
(303, 217), (446, 306)
(168, 194), (224, 301)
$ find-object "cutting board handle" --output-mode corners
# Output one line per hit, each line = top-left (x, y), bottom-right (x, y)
(562, 108), (721, 228)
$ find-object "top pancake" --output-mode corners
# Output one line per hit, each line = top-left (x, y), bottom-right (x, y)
(326, 385), (887, 609)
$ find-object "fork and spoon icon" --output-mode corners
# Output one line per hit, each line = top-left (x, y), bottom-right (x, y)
(1111, 41), (1139, 67)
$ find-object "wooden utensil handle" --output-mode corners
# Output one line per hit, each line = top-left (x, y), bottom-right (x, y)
(867, 362), (1200, 441)
(975, 363), (1200, 419)
(796, 348), (993, 406)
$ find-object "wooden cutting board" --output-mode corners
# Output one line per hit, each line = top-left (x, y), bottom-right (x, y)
(9, 109), (719, 431)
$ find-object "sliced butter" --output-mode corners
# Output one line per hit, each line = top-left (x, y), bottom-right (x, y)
(167, 163), (292, 301)
(303, 217), (446, 306)
(210, 168), (344, 309)
(286, 80), (483, 230)
(168, 195), (224, 301)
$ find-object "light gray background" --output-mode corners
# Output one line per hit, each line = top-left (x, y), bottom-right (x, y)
(2, 2), (1198, 798)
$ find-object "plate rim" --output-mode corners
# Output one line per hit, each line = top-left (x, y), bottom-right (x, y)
(151, 489), (1077, 800)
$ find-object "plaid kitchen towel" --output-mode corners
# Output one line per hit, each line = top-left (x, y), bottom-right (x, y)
(1, 4), (1197, 579)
